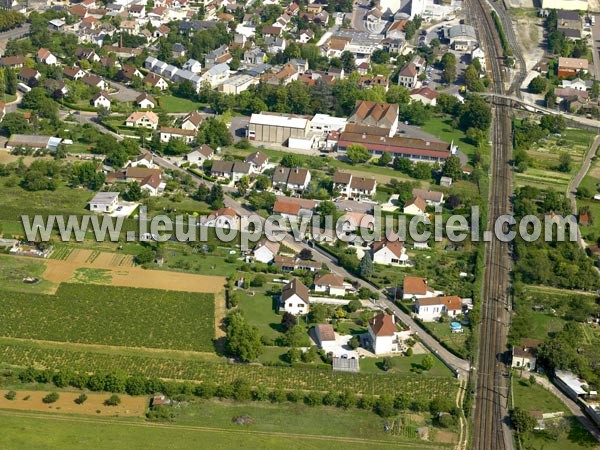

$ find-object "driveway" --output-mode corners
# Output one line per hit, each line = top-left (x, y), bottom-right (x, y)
(335, 198), (375, 214)
(109, 80), (143, 103)
(229, 116), (249, 143)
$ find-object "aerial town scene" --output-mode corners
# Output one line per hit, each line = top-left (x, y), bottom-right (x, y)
(0, 0), (599, 447)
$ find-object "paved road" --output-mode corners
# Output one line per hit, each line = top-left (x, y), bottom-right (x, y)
(589, 15), (600, 84)
(530, 373), (600, 442)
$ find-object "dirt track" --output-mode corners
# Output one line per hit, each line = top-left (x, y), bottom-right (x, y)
(42, 250), (226, 294)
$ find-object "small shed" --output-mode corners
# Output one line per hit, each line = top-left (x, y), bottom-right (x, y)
(332, 357), (360, 373)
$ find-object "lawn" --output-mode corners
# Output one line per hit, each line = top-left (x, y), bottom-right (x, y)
(421, 115), (477, 160)
(425, 322), (470, 359)
(0, 283), (215, 352)
(0, 254), (56, 294)
(158, 95), (205, 114)
(0, 409), (441, 450)
(512, 380), (599, 450)
(236, 282), (283, 341)
(171, 399), (450, 446)
(360, 354), (454, 378)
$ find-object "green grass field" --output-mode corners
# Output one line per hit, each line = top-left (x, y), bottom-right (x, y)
(0, 407), (449, 450)
(0, 284), (215, 351)
(421, 115), (477, 159)
(0, 254), (56, 294)
(237, 283), (282, 341)
(512, 380), (598, 450)
(158, 95), (205, 114)
(359, 354), (453, 378)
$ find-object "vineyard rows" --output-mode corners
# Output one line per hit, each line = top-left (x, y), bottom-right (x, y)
(0, 343), (458, 400)
(0, 284), (215, 352)
(48, 246), (73, 261)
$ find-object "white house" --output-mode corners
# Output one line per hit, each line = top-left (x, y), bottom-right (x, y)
(368, 312), (403, 355)
(415, 296), (462, 322)
(253, 238), (280, 263)
(410, 87), (439, 106)
(200, 63), (230, 87)
(135, 93), (156, 109)
(182, 58), (202, 73)
(127, 153), (157, 169)
(88, 192), (119, 213)
(272, 167), (311, 192)
(37, 48), (58, 65)
(403, 196), (427, 216)
(403, 276), (437, 300)
(372, 239), (408, 266)
(159, 127), (196, 144)
(412, 188), (444, 206)
(181, 111), (203, 131)
(181, 145), (213, 166)
(398, 63), (418, 88)
(244, 151), (269, 174)
(199, 207), (240, 229)
(91, 91), (111, 109)
(125, 111), (159, 129)
(511, 345), (537, 371)
(314, 273), (346, 297)
(332, 171), (377, 198)
(314, 324), (337, 353)
(281, 278), (310, 315)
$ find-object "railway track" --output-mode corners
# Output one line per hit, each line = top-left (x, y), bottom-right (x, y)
(465, 0), (515, 449)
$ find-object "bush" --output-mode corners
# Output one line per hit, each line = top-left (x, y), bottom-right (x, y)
(304, 391), (323, 406)
(104, 394), (121, 406)
(5, 390), (16, 400)
(42, 392), (60, 404)
(374, 394), (395, 417)
(270, 389), (287, 403)
(75, 393), (88, 404)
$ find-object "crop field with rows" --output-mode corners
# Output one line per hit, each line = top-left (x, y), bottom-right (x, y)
(0, 284), (215, 351)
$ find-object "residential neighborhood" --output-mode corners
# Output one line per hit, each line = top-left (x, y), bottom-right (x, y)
(0, 0), (598, 449)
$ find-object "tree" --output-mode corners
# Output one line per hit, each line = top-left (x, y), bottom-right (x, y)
(209, 183), (224, 209)
(299, 248), (313, 260)
(135, 248), (155, 265)
(340, 51), (355, 73)
(226, 311), (263, 362)
(442, 155), (462, 180)
(374, 394), (395, 417)
(545, 91), (557, 108)
(413, 162), (432, 180)
(421, 354), (434, 371)
(42, 392), (59, 404)
(513, 149), (530, 173)
(235, 175), (250, 195)
(440, 53), (457, 84)
(280, 153), (303, 168)
(346, 144), (370, 164)
(1, 112), (29, 136)
(196, 117), (232, 148)
(125, 181), (142, 201)
(104, 394), (121, 406)
(540, 114), (565, 134)
(359, 252), (373, 278)
(346, 299), (361, 313)
(459, 95), (492, 131)
(528, 76), (548, 94)
(281, 312), (297, 331)
(382, 356), (395, 371)
(255, 175), (271, 190)
(378, 151), (392, 167)
(510, 407), (536, 435)
(195, 184), (210, 201)
(558, 152), (572, 173)
(5, 68), (16, 95)
(316, 200), (336, 217)
(393, 157), (413, 174)
(285, 325), (310, 347)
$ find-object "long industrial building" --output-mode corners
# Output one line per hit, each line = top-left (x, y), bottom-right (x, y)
(336, 132), (455, 163)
